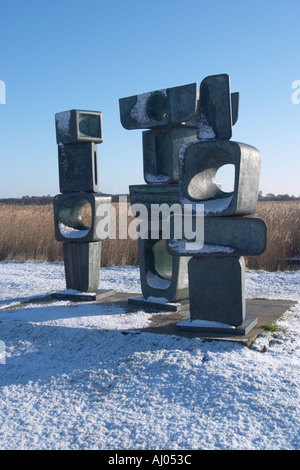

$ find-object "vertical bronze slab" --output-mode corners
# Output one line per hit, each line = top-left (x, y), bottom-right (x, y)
(188, 256), (246, 326)
(63, 242), (101, 293)
(198, 74), (232, 140)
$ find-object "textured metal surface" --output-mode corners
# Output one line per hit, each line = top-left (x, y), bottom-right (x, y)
(62, 241), (102, 292)
(129, 183), (180, 210)
(198, 74), (232, 140)
(58, 142), (98, 193)
(168, 216), (267, 256)
(179, 139), (262, 216)
(55, 109), (103, 144)
(143, 127), (197, 184)
(188, 256), (246, 326)
(231, 92), (240, 126)
(138, 236), (190, 302)
(119, 83), (198, 130)
(53, 192), (111, 243)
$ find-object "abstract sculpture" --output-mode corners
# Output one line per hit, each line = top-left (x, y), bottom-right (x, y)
(120, 74), (267, 334)
(53, 109), (114, 301)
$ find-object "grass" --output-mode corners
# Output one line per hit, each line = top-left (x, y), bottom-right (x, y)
(0, 200), (299, 270)
(262, 321), (287, 344)
(263, 322), (283, 334)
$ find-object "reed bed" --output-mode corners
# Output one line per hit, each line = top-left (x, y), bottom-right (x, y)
(0, 204), (62, 263)
(0, 203), (139, 267)
(0, 201), (299, 271)
(245, 201), (300, 271)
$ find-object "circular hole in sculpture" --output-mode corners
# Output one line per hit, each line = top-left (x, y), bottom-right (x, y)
(58, 197), (92, 239)
(215, 164), (235, 193)
(187, 164), (235, 200)
(187, 168), (218, 200)
(146, 93), (168, 121)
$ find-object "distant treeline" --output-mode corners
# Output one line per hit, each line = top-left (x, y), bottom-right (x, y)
(258, 192), (300, 201)
(0, 193), (299, 205)
(0, 196), (54, 205)
(0, 194), (129, 205)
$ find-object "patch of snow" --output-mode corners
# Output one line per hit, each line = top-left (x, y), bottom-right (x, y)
(59, 223), (89, 238)
(132, 296), (181, 307)
(146, 272), (170, 289)
(55, 289), (96, 296)
(145, 173), (169, 182)
(146, 296), (169, 304)
(0, 261), (299, 450)
(198, 113), (216, 140)
(179, 319), (236, 329)
(169, 239), (235, 254)
(130, 90), (167, 124)
(180, 196), (233, 215)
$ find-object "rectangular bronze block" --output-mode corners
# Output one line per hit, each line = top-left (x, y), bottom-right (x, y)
(138, 237), (190, 302)
(63, 242), (101, 293)
(119, 83), (198, 130)
(188, 256), (246, 326)
(180, 140), (262, 216)
(167, 216), (267, 257)
(143, 127), (197, 183)
(53, 193), (111, 243)
(58, 142), (98, 193)
(55, 109), (103, 144)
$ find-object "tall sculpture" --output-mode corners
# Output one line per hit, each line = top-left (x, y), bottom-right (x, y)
(120, 84), (199, 309)
(121, 74), (267, 334)
(53, 109), (114, 301)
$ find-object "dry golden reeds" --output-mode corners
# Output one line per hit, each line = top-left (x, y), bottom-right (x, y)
(0, 203), (139, 266)
(0, 201), (299, 271)
(0, 204), (63, 262)
(246, 201), (300, 271)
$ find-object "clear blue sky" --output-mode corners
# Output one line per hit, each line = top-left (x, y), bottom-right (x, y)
(0, 0), (299, 198)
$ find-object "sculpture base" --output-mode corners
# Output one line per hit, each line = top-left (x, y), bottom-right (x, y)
(176, 316), (257, 336)
(128, 296), (189, 312)
(52, 289), (115, 302)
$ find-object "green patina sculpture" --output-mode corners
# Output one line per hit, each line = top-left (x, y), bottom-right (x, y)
(53, 109), (114, 300)
(120, 74), (267, 334)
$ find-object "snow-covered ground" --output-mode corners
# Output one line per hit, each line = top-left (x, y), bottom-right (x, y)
(0, 261), (299, 450)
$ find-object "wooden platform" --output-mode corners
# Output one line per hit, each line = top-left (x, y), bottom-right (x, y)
(102, 293), (296, 346)
(3, 291), (297, 347)
(129, 297), (297, 346)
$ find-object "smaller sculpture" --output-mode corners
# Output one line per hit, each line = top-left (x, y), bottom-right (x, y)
(53, 109), (114, 301)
